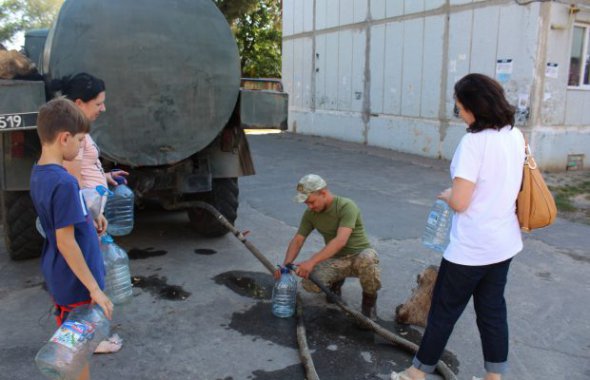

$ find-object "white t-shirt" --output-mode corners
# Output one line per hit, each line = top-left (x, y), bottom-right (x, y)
(444, 126), (525, 266)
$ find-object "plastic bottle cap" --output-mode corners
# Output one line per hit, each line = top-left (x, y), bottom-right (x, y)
(96, 185), (113, 196)
(100, 234), (114, 244)
(280, 267), (290, 274)
(114, 176), (126, 185)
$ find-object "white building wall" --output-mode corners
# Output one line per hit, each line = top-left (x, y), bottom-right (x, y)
(530, 2), (590, 170)
(283, 0), (590, 171)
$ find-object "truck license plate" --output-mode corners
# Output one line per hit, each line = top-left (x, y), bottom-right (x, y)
(0, 112), (38, 131)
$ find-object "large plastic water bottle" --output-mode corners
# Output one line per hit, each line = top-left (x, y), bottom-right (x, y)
(100, 234), (133, 305)
(35, 304), (110, 379)
(81, 185), (111, 220)
(272, 267), (297, 318)
(104, 176), (134, 236)
(422, 199), (454, 253)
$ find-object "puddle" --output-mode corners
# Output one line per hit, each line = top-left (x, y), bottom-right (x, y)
(213, 271), (274, 300)
(227, 302), (298, 348)
(194, 248), (217, 255)
(128, 247), (168, 260)
(303, 307), (458, 378)
(229, 303), (458, 379)
(250, 364), (305, 380)
(132, 275), (191, 301)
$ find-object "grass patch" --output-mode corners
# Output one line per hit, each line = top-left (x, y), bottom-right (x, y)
(550, 179), (590, 213)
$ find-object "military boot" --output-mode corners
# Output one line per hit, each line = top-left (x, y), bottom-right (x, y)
(326, 279), (345, 303)
(361, 292), (378, 321)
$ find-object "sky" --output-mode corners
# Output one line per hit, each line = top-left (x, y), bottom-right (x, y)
(5, 32), (25, 50)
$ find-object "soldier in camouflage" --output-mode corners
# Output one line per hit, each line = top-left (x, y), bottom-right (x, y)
(274, 174), (382, 320)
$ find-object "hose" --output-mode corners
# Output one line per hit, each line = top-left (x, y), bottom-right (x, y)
(194, 201), (457, 380)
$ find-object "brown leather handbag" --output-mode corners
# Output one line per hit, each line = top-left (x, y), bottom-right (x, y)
(516, 144), (557, 232)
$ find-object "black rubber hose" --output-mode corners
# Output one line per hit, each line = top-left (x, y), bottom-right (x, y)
(193, 201), (457, 380)
(193, 202), (319, 379)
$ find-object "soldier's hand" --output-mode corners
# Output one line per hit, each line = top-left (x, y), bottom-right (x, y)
(294, 260), (314, 279)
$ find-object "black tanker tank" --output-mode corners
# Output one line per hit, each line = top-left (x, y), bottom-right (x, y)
(43, 0), (241, 167)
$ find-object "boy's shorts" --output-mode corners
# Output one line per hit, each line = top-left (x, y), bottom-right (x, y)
(54, 300), (92, 326)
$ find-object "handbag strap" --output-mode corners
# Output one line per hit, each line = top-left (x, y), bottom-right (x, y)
(523, 138), (537, 170)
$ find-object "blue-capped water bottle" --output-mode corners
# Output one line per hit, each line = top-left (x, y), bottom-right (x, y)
(422, 199), (454, 253)
(104, 175), (134, 236)
(35, 304), (110, 379)
(100, 234), (133, 305)
(272, 267), (297, 318)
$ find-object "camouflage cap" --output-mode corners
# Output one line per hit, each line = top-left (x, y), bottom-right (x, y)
(294, 174), (327, 203)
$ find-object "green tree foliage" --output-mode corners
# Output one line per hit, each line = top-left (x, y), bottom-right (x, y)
(0, 0), (63, 46)
(214, 0), (282, 78)
(213, 0), (258, 25)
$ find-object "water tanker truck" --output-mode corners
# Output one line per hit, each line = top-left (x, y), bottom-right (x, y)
(0, 0), (288, 260)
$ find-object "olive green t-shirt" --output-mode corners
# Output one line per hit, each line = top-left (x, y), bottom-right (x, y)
(297, 196), (371, 257)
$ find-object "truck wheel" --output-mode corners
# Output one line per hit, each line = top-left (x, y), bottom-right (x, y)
(1, 191), (44, 260)
(188, 178), (239, 237)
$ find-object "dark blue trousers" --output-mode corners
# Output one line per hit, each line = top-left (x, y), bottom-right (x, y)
(413, 257), (512, 374)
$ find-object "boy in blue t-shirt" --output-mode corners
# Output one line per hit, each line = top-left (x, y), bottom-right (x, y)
(30, 98), (113, 380)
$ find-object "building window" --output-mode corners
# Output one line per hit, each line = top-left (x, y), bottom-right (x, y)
(568, 24), (590, 87)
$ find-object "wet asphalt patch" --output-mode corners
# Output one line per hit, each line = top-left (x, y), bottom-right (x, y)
(216, 271), (458, 378)
(127, 247), (168, 260)
(214, 271), (274, 300)
(250, 364), (305, 379)
(194, 248), (218, 255)
(132, 275), (191, 301)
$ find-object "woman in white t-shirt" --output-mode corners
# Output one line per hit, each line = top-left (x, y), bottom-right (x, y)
(392, 74), (525, 380)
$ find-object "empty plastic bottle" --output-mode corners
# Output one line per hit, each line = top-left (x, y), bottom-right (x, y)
(272, 267), (297, 318)
(35, 304), (110, 380)
(422, 199), (454, 253)
(81, 185), (111, 220)
(100, 234), (133, 305)
(104, 176), (134, 236)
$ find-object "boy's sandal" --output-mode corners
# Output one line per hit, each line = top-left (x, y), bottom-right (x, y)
(390, 370), (425, 380)
(94, 333), (123, 354)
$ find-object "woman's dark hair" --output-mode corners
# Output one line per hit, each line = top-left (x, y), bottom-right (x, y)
(50, 72), (105, 102)
(454, 73), (515, 133)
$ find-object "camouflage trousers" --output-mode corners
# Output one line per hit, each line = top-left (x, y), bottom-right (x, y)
(302, 248), (382, 296)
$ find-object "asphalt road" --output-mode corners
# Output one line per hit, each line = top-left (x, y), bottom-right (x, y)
(0, 131), (589, 380)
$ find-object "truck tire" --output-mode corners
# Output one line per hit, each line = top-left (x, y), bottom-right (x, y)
(188, 178), (239, 237)
(1, 191), (43, 260)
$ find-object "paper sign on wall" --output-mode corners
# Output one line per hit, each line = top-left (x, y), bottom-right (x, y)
(496, 59), (513, 83)
(546, 63), (559, 79)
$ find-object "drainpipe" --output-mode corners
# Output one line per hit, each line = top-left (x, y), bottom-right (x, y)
(311, 0), (317, 113)
(362, 1), (372, 145)
(438, 1), (451, 159)
(528, 2), (552, 144)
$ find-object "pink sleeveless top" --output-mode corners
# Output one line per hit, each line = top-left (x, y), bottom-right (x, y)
(63, 135), (108, 189)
